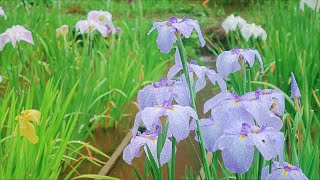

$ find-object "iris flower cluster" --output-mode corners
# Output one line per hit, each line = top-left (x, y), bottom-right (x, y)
(75, 10), (120, 37)
(123, 15), (308, 179)
(222, 14), (267, 41)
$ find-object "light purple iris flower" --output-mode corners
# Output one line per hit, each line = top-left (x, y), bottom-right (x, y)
(290, 72), (301, 102)
(261, 161), (308, 180)
(204, 89), (283, 133)
(123, 126), (172, 166)
(137, 78), (190, 110)
(133, 101), (198, 142)
(75, 20), (108, 37)
(87, 10), (116, 34)
(0, 25), (34, 51)
(148, 16), (205, 53)
(216, 47), (264, 79)
(215, 123), (284, 173)
(168, 48), (227, 92)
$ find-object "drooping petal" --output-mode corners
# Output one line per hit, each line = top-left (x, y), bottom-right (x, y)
(203, 92), (234, 113)
(123, 137), (147, 165)
(244, 100), (283, 131)
(261, 166), (270, 180)
(172, 21), (193, 38)
(216, 50), (241, 78)
(172, 82), (190, 106)
(155, 25), (177, 53)
(137, 85), (154, 110)
(143, 139), (159, 165)
(185, 19), (206, 47)
(15, 122), (39, 144)
(206, 70), (227, 92)
(94, 23), (108, 37)
(191, 118), (223, 152)
(18, 109), (41, 124)
(241, 49), (263, 72)
(160, 139), (172, 166)
(132, 112), (141, 136)
(219, 134), (254, 173)
(0, 34), (10, 51)
(141, 107), (163, 130)
(166, 105), (195, 142)
(248, 129), (282, 160)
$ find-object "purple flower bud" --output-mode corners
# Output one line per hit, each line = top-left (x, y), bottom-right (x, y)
(290, 72), (301, 101)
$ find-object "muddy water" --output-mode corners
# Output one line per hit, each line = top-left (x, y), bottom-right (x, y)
(67, 57), (218, 179)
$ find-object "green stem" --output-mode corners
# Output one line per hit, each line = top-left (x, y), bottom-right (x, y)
(17, 44), (25, 91)
(269, 160), (272, 174)
(236, 173), (241, 180)
(170, 136), (176, 180)
(240, 59), (247, 95)
(258, 153), (264, 180)
(176, 35), (212, 179)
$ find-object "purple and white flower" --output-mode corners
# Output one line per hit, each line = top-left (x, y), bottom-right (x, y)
(87, 10), (116, 34)
(123, 126), (172, 166)
(75, 20), (108, 37)
(168, 48), (227, 92)
(216, 47), (264, 79)
(148, 16), (205, 53)
(137, 77), (190, 110)
(0, 6), (6, 19)
(0, 25), (34, 51)
(262, 161), (308, 180)
(221, 14), (247, 33)
(240, 23), (267, 41)
(133, 101), (198, 142)
(215, 123), (284, 173)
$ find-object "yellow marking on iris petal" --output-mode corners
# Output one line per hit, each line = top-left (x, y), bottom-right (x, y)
(234, 100), (239, 105)
(240, 135), (246, 141)
(99, 15), (106, 21)
(253, 127), (260, 133)
(89, 25), (94, 31)
(282, 170), (288, 176)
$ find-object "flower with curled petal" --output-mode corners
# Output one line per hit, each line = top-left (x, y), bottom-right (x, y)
(123, 125), (172, 166)
(0, 25), (34, 51)
(133, 101), (198, 142)
(215, 123), (284, 173)
(216, 47), (264, 79)
(240, 23), (267, 41)
(14, 110), (41, 144)
(261, 161), (308, 180)
(148, 16), (205, 53)
(75, 20), (108, 37)
(137, 77), (190, 110)
(221, 14), (247, 33)
(87, 10), (116, 34)
(168, 48), (226, 92)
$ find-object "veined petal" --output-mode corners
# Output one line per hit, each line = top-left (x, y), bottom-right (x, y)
(185, 19), (206, 47)
(160, 139), (172, 166)
(132, 112), (141, 136)
(220, 134), (254, 173)
(166, 105), (193, 142)
(15, 122), (39, 144)
(95, 23), (108, 37)
(141, 107), (163, 130)
(206, 70), (227, 92)
(172, 21), (193, 38)
(137, 85), (154, 110)
(0, 34), (10, 51)
(248, 130), (280, 160)
(156, 25), (177, 53)
(216, 51), (241, 79)
(203, 92), (233, 113)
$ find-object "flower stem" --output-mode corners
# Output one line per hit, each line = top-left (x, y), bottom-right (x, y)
(176, 35), (212, 179)
(240, 59), (247, 95)
(170, 136), (176, 180)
